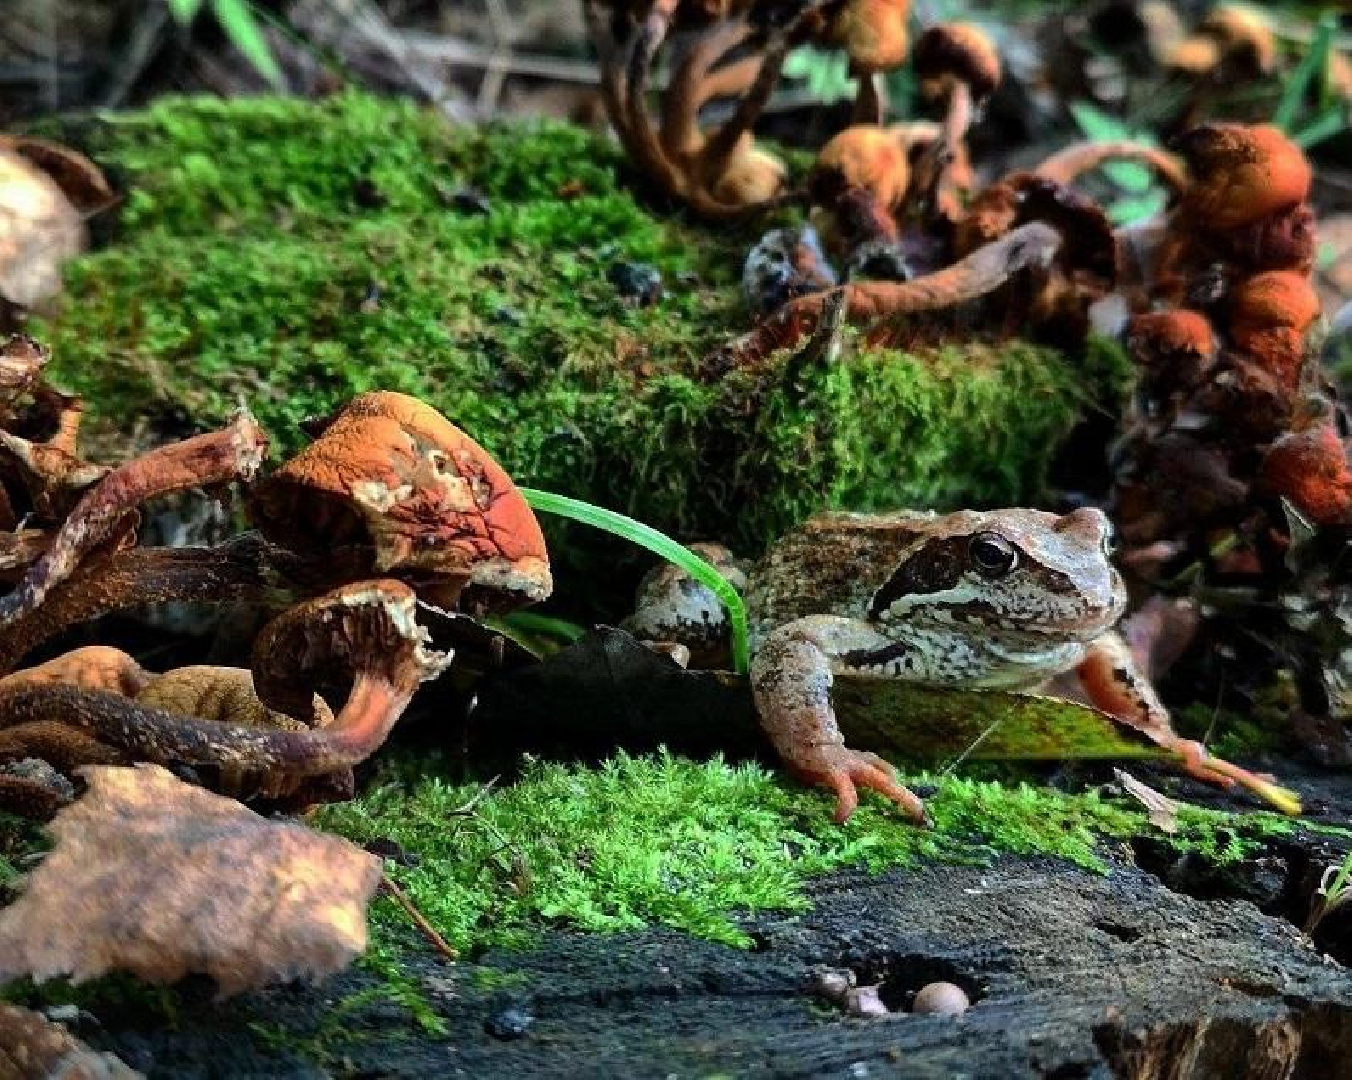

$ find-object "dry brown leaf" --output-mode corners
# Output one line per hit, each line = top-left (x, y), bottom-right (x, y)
(0, 150), (84, 308)
(0, 1003), (142, 1080)
(0, 764), (382, 995)
(1113, 767), (1180, 834)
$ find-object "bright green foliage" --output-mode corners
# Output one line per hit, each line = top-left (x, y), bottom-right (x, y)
(317, 751), (1298, 954)
(36, 93), (1128, 598)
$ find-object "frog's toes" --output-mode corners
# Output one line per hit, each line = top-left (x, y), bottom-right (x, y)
(796, 745), (928, 826)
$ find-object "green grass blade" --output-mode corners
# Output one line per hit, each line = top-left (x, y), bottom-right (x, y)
(211, 0), (285, 88)
(521, 488), (750, 674)
(1293, 104), (1347, 149)
(1275, 12), (1337, 131)
(166, 0), (204, 21)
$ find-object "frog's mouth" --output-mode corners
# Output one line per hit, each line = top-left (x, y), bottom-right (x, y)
(932, 592), (1125, 644)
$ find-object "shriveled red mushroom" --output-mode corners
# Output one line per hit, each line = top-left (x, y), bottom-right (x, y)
(0, 579), (450, 814)
(713, 219), (1065, 370)
(1126, 309), (1218, 401)
(1172, 124), (1311, 235)
(0, 409), (268, 625)
(1165, 3), (1276, 81)
(248, 391), (551, 612)
(1258, 424), (1352, 526)
(582, 0), (822, 217)
(1227, 270), (1322, 387)
(0, 646), (150, 697)
(0, 135), (115, 310)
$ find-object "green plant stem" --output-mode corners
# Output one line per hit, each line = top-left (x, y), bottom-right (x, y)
(520, 488), (750, 674)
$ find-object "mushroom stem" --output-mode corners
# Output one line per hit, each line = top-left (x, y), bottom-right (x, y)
(0, 581), (451, 800)
(661, 18), (755, 158)
(1034, 141), (1189, 192)
(698, 1), (835, 183)
(713, 220), (1063, 369)
(852, 73), (885, 125)
(0, 534), (295, 676)
(0, 410), (269, 626)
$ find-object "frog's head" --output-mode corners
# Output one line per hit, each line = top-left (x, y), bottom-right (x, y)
(868, 507), (1126, 647)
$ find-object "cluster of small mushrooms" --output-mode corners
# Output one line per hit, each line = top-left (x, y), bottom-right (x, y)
(1113, 122), (1345, 572)
(585, 1), (1193, 371)
(0, 336), (551, 817)
(591, 1), (1349, 749)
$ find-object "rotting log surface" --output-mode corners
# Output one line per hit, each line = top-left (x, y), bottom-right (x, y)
(68, 853), (1351, 1078)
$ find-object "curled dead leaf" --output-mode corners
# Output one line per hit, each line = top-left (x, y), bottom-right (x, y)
(0, 1003), (142, 1079)
(0, 764), (382, 995)
(0, 151), (83, 309)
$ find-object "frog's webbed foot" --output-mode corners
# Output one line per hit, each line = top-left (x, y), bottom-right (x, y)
(752, 617), (928, 826)
(1079, 631), (1302, 815)
(795, 743), (929, 826)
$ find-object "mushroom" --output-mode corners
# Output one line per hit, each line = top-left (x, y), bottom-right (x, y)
(1126, 309), (1218, 403)
(0, 646), (150, 697)
(819, 0), (911, 122)
(582, 0), (821, 217)
(911, 21), (1001, 218)
(0, 409), (268, 626)
(0, 335), (107, 528)
(807, 125), (909, 254)
(248, 391), (551, 612)
(0, 580), (451, 813)
(1227, 270), (1322, 388)
(1165, 3), (1276, 81)
(911, 981), (970, 1017)
(712, 219), (1065, 370)
(1258, 423), (1352, 526)
(1171, 124), (1311, 235)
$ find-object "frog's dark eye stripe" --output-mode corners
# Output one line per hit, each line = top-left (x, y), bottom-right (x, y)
(969, 532), (1018, 578)
(868, 536), (967, 617)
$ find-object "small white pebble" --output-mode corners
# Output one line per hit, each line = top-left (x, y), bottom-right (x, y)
(911, 981), (969, 1016)
(844, 984), (890, 1018)
(812, 968), (856, 1003)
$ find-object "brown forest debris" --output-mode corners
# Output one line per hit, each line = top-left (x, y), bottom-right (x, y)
(0, 764), (382, 995)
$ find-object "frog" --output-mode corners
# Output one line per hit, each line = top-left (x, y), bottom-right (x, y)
(623, 506), (1297, 823)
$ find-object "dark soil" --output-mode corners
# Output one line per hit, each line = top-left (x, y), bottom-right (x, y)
(58, 839), (1352, 1079)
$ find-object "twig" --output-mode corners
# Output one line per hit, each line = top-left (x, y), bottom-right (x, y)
(380, 874), (459, 961)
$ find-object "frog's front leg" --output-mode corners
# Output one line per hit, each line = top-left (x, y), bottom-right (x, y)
(752, 615), (928, 825)
(1077, 631), (1301, 814)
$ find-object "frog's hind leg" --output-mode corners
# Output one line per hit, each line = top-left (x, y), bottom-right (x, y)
(621, 542), (748, 668)
(1078, 631), (1301, 815)
(752, 615), (929, 826)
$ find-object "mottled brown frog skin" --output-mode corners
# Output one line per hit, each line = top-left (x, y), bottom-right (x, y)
(630, 506), (1284, 823)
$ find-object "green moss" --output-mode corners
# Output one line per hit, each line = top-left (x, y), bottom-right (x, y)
(316, 751), (1297, 955)
(34, 93), (1128, 598)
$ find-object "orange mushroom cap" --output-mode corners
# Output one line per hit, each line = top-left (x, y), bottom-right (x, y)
(710, 139), (786, 209)
(1197, 3), (1276, 74)
(1227, 270), (1322, 383)
(1173, 123), (1311, 233)
(1128, 309), (1216, 364)
(810, 125), (910, 210)
(0, 645), (150, 697)
(912, 22), (1001, 101)
(249, 392), (550, 609)
(1258, 424), (1352, 526)
(1229, 270), (1322, 337)
(826, 0), (911, 75)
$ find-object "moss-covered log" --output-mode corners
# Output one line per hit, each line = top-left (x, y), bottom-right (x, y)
(33, 93), (1129, 597)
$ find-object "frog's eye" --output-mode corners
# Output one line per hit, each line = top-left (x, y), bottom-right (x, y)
(969, 532), (1018, 578)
